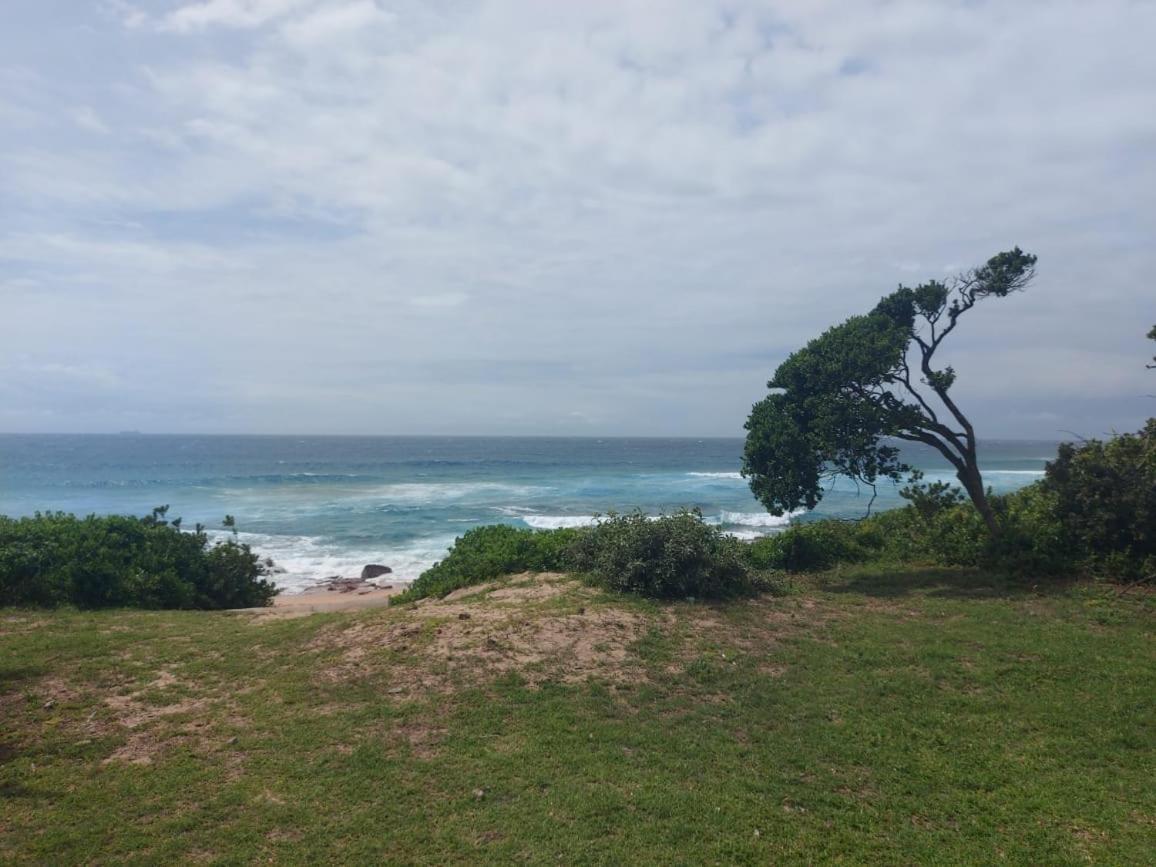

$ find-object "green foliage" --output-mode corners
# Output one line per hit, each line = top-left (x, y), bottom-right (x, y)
(744, 309), (912, 515)
(743, 248), (1037, 531)
(749, 436), (1156, 582)
(1042, 420), (1156, 581)
(570, 510), (763, 599)
(744, 520), (883, 572)
(394, 524), (585, 603)
(899, 470), (966, 521)
(746, 479), (1068, 577)
(0, 509), (277, 609)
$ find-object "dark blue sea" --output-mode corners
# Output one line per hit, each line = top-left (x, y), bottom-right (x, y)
(0, 435), (1055, 592)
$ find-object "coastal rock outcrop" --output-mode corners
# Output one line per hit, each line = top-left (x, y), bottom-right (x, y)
(361, 564), (392, 580)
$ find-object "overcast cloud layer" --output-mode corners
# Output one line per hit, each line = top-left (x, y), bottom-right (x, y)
(1, 0), (1154, 437)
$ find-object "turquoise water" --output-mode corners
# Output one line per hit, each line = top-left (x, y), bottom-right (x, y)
(0, 435), (1055, 591)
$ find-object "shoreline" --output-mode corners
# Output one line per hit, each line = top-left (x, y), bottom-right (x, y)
(242, 575), (408, 616)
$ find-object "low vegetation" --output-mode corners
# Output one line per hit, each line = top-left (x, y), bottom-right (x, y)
(2, 567), (1151, 863)
(397, 511), (774, 605)
(393, 524), (584, 604)
(0, 508), (276, 610)
(569, 509), (766, 599)
(751, 418), (1155, 582)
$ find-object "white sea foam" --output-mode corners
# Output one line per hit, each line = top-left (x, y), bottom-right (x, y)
(216, 530), (455, 594)
(723, 528), (766, 541)
(366, 482), (547, 505)
(493, 505), (537, 516)
(687, 471), (743, 480)
(718, 510), (805, 527)
(521, 510), (804, 535)
(521, 515), (600, 529)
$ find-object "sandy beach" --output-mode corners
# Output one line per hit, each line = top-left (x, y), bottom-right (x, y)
(232, 580), (407, 616)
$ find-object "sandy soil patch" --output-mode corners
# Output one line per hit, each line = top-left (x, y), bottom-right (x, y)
(234, 583), (406, 618)
(308, 574), (654, 695)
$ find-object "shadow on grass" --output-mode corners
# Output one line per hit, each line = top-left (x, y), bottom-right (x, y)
(0, 664), (51, 773)
(815, 565), (1076, 600)
(0, 663), (48, 692)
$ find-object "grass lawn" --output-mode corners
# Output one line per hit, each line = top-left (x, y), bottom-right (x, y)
(1, 568), (1153, 864)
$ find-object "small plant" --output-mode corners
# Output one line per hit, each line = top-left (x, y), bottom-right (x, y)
(570, 510), (762, 599)
(899, 470), (967, 522)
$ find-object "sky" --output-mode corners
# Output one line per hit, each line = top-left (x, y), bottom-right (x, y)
(1, 0), (1154, 438)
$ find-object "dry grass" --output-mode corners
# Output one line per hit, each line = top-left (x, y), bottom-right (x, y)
(305, 574), (658, 696)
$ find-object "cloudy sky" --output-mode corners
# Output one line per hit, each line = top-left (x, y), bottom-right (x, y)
(1, 0), (1153, 437)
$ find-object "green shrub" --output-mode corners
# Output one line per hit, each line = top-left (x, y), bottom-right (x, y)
(570, 510), (762, 599)
(745, 519), (882, 572)
(394, 524), (585, 603)
(0, 509), (277, 610)
(1041, 419), (1156, 581)
(742, 483), (1068, 577)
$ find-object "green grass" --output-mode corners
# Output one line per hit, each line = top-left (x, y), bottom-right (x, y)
(1, 568), (1153, 864)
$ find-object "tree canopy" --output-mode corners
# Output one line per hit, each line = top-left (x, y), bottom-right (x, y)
(743, 248), (1037, 534)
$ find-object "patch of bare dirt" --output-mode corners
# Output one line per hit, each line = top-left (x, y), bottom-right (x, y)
(0, 616), (49, 636)
(95, 669), (246, 766)
(308, 574), (652, 696)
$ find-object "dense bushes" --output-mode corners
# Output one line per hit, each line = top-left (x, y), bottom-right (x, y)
(746, 485), (1064, 576)
(0, 509), (277, 609)
(393, 524), (584, 603)
(570, 510), (762, 599)
(396, 511), (769, 603)
(745, 519), (882, 572)
(749, 421), (1156, 583)
(1041, 420), (1155, 581)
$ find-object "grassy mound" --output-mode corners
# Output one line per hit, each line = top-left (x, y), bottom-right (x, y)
(1, 568), (1152, 863)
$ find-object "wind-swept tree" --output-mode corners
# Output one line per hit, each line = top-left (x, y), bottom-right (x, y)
(743, 248), (1037, 536)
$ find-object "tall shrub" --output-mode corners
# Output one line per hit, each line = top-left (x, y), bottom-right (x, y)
(1042, 420), (1156, 581)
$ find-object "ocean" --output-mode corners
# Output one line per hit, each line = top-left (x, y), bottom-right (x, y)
(0, 435), (1056, 593)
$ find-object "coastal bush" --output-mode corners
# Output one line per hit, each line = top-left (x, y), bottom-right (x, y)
(744, 483), (1066, 576)
(872, 425), (1156, 581)
(394, 524), (585, 603)
(744, 520), (881, 572)
(0, 510), (277, 609)
(1041, 419), (1156, 582)
(569, 510), (762, 599)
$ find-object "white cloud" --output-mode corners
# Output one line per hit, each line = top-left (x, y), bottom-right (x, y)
(161, 0), (319, 32)
(1, 0), (1154, 434)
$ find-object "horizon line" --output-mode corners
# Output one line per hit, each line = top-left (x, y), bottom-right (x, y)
(0, 431), (1066, 443)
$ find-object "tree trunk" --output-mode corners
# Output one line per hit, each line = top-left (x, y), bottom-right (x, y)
(957, 461), (1000, 537)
